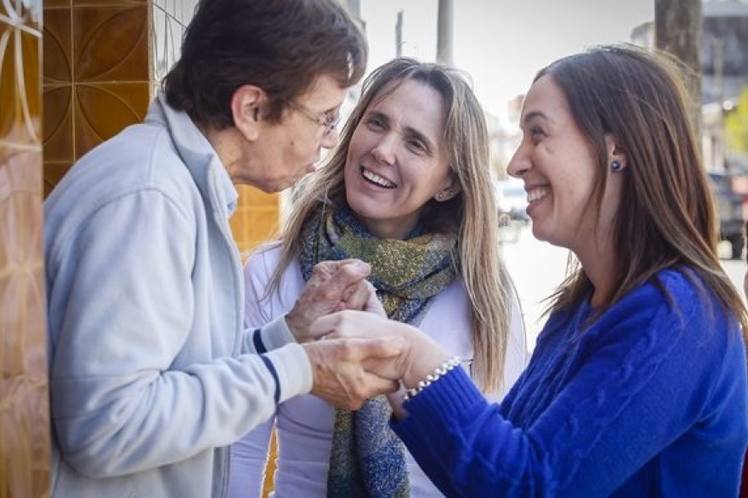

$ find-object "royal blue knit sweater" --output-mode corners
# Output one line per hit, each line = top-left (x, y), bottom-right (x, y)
(392, 269), (748, 497)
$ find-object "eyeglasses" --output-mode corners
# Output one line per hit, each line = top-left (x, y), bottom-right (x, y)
(288, 101), (341, 137)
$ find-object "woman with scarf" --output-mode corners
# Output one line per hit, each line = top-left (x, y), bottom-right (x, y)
(228, 58), (528, 498)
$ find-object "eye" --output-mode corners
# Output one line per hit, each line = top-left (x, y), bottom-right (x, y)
(366, 115), (386, 130)
(406, 139), (427, 154)
(323, 111), (339, 128)
(529, 126), (546, 143)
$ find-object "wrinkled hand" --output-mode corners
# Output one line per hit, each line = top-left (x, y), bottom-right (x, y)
(303, 336), (405, 410)
(361, 280), (386, 317)
(309, 310), (450, 388)
(286, 259), (375, 342)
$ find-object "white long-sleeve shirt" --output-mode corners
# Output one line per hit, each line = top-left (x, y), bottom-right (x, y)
(229, 243), (528, 497)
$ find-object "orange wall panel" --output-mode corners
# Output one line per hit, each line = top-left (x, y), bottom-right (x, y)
(232, 186), (281, 253)
(43, 1), (149, 195)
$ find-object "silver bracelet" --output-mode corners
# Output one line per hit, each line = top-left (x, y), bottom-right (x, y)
(402, 357), (461, 402)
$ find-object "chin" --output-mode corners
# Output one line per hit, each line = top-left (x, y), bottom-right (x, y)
(530, 225), (546, 242)
(530, 222), (555, 244)
(346, 197), (371, 218)
(253, 181), (279, 193)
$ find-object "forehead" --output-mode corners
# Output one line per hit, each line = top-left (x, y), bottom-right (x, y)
(521, 75), (572, 125)
(368, 79), (446, 137)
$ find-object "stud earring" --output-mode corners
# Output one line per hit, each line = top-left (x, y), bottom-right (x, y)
(611, 160), (623, 172)
(436, 190), (451, 202)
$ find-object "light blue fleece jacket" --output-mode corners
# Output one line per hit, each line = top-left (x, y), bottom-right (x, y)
(44, 95), (310, 498)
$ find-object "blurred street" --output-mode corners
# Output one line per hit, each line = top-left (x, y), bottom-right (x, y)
(501, 223), (747, 351)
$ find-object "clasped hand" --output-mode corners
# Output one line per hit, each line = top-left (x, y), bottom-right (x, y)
(311, 311), (451, 418)
(290, 260), (396, 410)
(289, 260), (450, 413)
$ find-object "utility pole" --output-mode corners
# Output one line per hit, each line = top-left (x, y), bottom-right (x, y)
(655, 0), (702, 137)
(714, 37), (726, 171)
(396, 10), (403, 57)
(437, 0), (454, 65)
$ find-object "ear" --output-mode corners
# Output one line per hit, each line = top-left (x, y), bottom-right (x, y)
(604, 134), (627, 171)
(230, 84), (266, 142)
(434, 171), (461, 202)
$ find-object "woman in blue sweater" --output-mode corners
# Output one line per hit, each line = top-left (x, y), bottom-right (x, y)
(311, 45), (748, 496)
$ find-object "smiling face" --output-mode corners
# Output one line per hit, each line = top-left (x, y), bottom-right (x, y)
(507, 75), (622, 255)
(343, 79), (458, 239)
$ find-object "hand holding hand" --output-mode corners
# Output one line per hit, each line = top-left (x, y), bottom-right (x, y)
(303, 336), (405, 410)
(309, 310), (450, 389)
(286, 259), (371, 342)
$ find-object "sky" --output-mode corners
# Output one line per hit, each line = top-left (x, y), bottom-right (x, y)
(360, 0), (654, 122)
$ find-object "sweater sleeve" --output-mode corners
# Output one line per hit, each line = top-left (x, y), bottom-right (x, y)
(392, 291), (731, 497)
(49, 190), (310, 478)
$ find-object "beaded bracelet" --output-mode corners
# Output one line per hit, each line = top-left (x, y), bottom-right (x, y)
(402, 357), (461, 402)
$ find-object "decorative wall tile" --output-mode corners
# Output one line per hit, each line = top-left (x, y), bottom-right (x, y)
(43, 161), (72, 197)
(72, 0), (146, 6)
(1, 24), (42, 153)
(73, 82), (149, 158)
(42, 86), (73, 162)
(44, 0), (71, 8)
(43, 0), (150, 190)
(73, 5), (149, 82)
(1, 153), (51, 498)
(1, 7), (50, 497)
(42, 8), (71, 84)
(42, 4), (73, 196)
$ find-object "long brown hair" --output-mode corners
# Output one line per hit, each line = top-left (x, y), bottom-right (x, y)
(270, 58), (516, 392)
(539, 45), (748, 335)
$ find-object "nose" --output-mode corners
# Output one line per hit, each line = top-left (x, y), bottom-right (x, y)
(370, 133), (397, 165)
(320, 128), (340, 149)
(507, 143), (530, 179)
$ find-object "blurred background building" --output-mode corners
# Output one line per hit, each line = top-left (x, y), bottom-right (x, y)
(631, 0), (748, 174)
(631, 0), (748, 259)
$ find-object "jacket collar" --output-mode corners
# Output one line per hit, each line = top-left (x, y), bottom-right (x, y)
(145, 94), (238, 218)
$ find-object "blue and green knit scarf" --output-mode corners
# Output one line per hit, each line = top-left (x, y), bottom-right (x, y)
(299, 204), (457, 498)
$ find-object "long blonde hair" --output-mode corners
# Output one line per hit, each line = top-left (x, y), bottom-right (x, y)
(271, 58), (515, 392)
(541, 45), (748, 335)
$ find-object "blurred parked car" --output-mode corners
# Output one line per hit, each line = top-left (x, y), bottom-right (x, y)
(708, 172), (744, 260)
